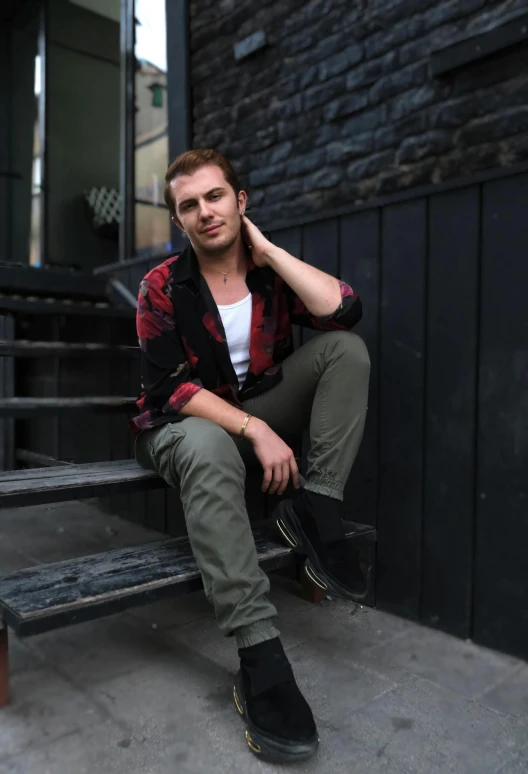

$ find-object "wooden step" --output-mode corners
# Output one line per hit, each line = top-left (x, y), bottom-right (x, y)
(0, 266), (108, 302)
(0, 397), (137, 419)
(0, 459), (159, 507)
(0, 523), (375, 637)
(0, 340), (140, 359)
(0, 297), (135, 318)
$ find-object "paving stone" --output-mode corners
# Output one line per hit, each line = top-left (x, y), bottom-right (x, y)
(86, 654), (253, 773)
(7, 634), (46, 676)
(496, 748), (528, 774)
(343, 675), (526, 773)
(364, 623), (522, 699)
(478, 664), (528, 717)
(32, 614), (174, 687)
(285, 640), (398, 722)
(0, 723), (177, 774)
(0, 666), (105, 759)
(0, 542), (39, 573)
(289, 600), (415, 652)
(126, 589), (214, 630)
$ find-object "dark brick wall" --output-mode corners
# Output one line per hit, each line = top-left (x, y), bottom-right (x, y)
(190, 0), (528, 224)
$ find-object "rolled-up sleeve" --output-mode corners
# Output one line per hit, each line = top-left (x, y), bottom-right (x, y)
(285, 279), (362, 331)
(136, 268), (203, 414)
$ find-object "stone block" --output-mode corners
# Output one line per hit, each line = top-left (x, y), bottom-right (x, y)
(249, 163), (284, 187)
(341, 105), (387, 136)
(286, 149), (327, 177)
(324, 91), (369, 122)
(269, 93), (303, 121)
(369, 61), (428, 105)
(303, 167), (343, 192)
(326, 135), (374, 164)
(347, 151), (395, 182)
(374, 111), (429, 151)
(397, 130), (453, 162)
(304, 76), (346, 112)
(424, 0), (487, 30)
(264, 140), (293, 166)
(318, 43), (364, 82)
(390, 84), (437, 121)
(457, 106), (528, 147)
(429, 95), (481, 128)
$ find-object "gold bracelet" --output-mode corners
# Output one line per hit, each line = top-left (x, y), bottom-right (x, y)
(240, 413), (252, 437)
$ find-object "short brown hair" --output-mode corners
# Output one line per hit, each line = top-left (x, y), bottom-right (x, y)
(164, 148), (242, 218)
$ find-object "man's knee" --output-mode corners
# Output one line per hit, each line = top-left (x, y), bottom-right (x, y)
(324, 330), (370, 373)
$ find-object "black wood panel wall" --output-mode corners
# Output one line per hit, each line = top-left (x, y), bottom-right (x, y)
(474, 173), (528, 660)
(108, 167), (528, 659)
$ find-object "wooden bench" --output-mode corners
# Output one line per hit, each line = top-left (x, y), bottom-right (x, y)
(0, 459), (376, 707)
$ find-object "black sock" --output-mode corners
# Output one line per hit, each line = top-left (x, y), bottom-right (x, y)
(293, 491), (346, 544)
(238, 637), (294, 695)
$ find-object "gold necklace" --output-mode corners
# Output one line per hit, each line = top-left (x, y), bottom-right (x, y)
(205, 260), (239, 284)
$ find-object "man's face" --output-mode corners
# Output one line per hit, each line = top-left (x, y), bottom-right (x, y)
(170, 165), (246, 256)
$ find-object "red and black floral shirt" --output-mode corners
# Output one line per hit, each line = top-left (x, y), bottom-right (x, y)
(131, 244), (362, 434)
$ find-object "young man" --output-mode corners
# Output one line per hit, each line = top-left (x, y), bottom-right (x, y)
(132, 148), (370, 763)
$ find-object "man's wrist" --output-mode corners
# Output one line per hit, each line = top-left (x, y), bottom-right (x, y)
(243, 415), (265, 442)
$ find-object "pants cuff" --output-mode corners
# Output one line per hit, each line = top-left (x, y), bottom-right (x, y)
(304, 473), (344, 501)
(234, 620), (281, 649)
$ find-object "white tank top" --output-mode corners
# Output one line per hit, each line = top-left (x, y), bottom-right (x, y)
(217, 293), (252, 390)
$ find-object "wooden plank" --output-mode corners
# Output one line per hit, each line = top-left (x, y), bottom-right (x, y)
(340, 210), (380, 528)
(107, 314), (134, 517)
(0, 317), (5, 471)
(0, 298), (135, 318)
(2, 315), (14, 471)
(15, 448), (72, 467)
(0, 341), (139, 358)
(126, 342), (147, 525)
(474, 173), (528, 660)
(0, 459), (164, 508)
(421, 188), (479, 638)
(0, 397), (136, 417)
(0, 266), (107, 300)
(0, 523), (375, 637)
(377, 198), (427, 620)
(298, 219), (339, 475)
(271, 226), (303, 349)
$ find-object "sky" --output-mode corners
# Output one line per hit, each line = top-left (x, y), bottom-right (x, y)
(135, 0), (167, 72)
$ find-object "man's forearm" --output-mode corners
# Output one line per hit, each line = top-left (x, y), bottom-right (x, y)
(179, 387), (264, 441)
(266, 246), (342, 317)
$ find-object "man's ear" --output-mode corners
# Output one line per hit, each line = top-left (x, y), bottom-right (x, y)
(238, 190), (247, 214)
(172, 215), (184, 232)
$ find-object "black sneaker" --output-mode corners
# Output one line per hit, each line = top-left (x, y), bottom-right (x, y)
(274, 492), (369, 601)
(234, 637), (319, 763)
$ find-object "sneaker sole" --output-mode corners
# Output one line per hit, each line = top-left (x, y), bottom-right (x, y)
(233, 671), (319, 763)
(275, 500), (370, 602)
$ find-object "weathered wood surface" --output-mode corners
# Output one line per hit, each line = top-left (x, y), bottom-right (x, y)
(0, 341), (139, 359)
(0, 524), (375, 636)
(0, 266), (108, 301)
(0, 298), (135, 318)
(0, 396), (137, 418)
(15, 448), (73, 467)
(0, 459), (162, 507)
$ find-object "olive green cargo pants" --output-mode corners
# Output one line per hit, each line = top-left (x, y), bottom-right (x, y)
(135, 331), (370, 648)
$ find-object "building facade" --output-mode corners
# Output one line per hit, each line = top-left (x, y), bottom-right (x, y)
(1, 0), (527, 660)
